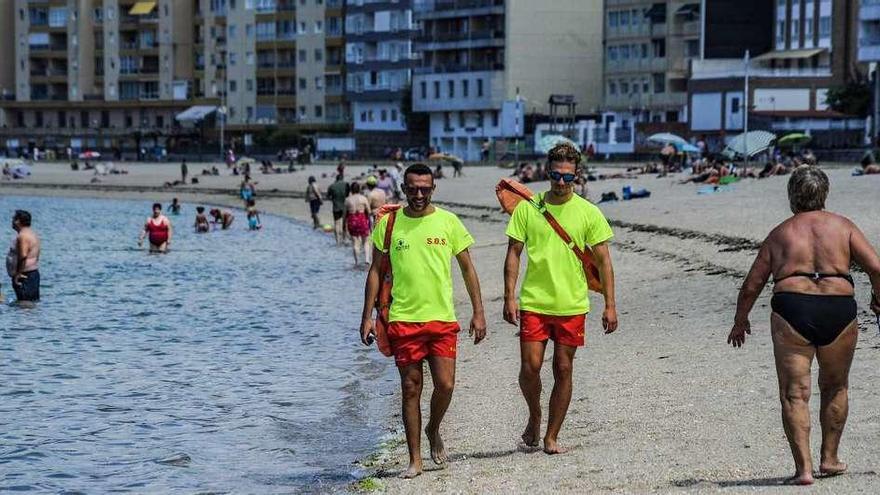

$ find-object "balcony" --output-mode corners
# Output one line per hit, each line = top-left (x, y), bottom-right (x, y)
(414, 61), (503, 74)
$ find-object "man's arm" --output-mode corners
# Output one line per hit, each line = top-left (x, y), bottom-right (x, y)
(456, 249), (486, 344)
(503, 239), (524, 326)
(729, 241), (772, 347)
(360, 250), (384, 345)
(591, 241), (618, 333)
(14, 235), (29, 282)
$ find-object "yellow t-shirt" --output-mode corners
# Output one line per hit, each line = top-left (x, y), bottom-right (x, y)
(373, 207), (474, 322)
(505, 193), (613, 316)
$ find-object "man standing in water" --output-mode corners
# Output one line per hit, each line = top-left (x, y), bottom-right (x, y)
(138, 203), (173, 253)
(326, 174), (349, 245)
(6, 210), (41, 303)
(360, 163), (487, 479)
(503, 143), (618, 454)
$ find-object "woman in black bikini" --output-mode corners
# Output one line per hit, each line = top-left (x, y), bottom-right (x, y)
(728, 166), (880, 486)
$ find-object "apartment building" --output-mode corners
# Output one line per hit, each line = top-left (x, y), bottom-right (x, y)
(603, 0), (701, 125)
(345, 0), (419, 155)
(860, 0), (880, 62)
(0, 0), (348, 155)
(412, 0), (603, 161)
(689, 0), (863, 148)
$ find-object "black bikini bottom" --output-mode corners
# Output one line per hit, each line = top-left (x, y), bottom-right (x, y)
(771, 292), (857, 347)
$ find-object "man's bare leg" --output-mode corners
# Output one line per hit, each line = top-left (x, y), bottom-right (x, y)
(817, 322), (857, 477)
(544, 342), (576, 454)
(519, 340), (547, 447)
(425, 355), (455, 466)
(771, 314), (816, 485)
(398, 362), (424, 478)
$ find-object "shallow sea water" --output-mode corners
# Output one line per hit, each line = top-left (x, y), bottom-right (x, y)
(0, 196), (396, 493)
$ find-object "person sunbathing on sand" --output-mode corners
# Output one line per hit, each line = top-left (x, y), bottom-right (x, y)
(729, 166), (880, 485)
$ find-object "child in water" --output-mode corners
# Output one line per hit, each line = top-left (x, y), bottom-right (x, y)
(209, 208), (235, 230)
(169, 198), (182, 215)
(246, 199), (262, 230)
(194, 206), (210, 233)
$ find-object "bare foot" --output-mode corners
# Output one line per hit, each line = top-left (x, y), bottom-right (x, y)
(425, 427), (448, 466)
(521, 419), (541, 448)
(819, 461), (848, 477)
(782, 473), (814, 486)
(543, 437), (568, 455)
(399, 462), (422, 479)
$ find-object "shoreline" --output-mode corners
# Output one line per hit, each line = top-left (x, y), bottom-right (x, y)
(4, 165), (880, 493)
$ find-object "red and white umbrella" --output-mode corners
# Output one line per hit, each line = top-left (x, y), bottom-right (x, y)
(78, 150), (101, 159)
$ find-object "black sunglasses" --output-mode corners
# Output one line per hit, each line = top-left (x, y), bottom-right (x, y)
(549, 171), (577, 183)
(404, 185), (434, 196)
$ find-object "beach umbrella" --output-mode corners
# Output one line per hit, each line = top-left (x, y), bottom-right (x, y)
(723, 131), (777, 158)
(78, 150), (100, 159)
(777, 132), (812, 147)
(428, 152), (464, 164)
(538, 135), (580, 154)
(647, 132), (687, 145)
(677, 143), (701, 153)
(236, 156), (257, 165)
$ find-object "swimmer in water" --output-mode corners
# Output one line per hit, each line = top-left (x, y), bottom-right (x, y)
(246, 199), (262, 230)
(169, 198), (182, 215)
(138, 203), (172, 253)
(209, 208), (235, 230)
(194, 206), (210, 233)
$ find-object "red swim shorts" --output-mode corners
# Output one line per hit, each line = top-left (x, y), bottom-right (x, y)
(520, 311), (586, 347)
(387, 321), (460, 367)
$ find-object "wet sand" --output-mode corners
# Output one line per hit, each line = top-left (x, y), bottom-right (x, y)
(3, 161), (880, 493)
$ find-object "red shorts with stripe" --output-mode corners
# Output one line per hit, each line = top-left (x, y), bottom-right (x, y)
(520, 311), (586, 347)
(388, 321), (460, 367)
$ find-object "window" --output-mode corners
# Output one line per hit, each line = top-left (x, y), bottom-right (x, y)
(653, 73), (665, 93)
(643, 80), (650, 93)
(229, 52), (238, 66)
(229, 80), (237, 92)
(246, 79), (254, 91)
(101, 111), (110, 127)
(381, 109), (387, 122)
(620, 45), (630, 60)
(299, 106), (307, 118)
(80, 111), (89, 127)
(314, 48), (323, 62)
(156, 115), (165, 128)
(315, 76), (323, 89)
(229, 24), (237, 38)
(420, 81), (426, 99)
(49, 7), (68, 28)
(315, 20), (323, 33)
(641, 43), (649, 58)
(35, 111), (44, 127)
(731, 97), (741, 114)
(299, 49), (307, 62)
(299, 78), (306, 90)
(462, 79), (469, 97)
(246, 24), (254, 37)
(246, 52), (254, 65)
(685, 40), (699, 57)
(247, 106), (254, 120)
(620, 10), (630, 26)
(609, 81), (617, 95)
(58, 111), (66, 128)
(620, 81), (629, 94)
(651, 38), (666, 57)
(609, 11), (619, 28)
(631, 9), (641, 26)
(819, 16), (831, 37)
(777, 20), (785, 43)
(447, 80), (454, 98)
(458, 112), (465, 128)
(608, 46), (618, 61)
(443, 112), (451, 130)
(368, 110), (374, 121)
(434, 81), (440, 98)
(315, 105), (322, 118)
(124, 113), (133, 127)
(391, 109), (398, 121)
(491, 111), (499, 127)
(360, 111), (367, 122)
(477, 78), (483, 97)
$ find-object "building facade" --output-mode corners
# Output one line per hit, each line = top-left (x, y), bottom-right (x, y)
(603, 0), (701, 125)
(412, 0), (603, 161)
(689, 0), (863, 149)
(0, 0), (349, 156)
(344, 0), (420, 156)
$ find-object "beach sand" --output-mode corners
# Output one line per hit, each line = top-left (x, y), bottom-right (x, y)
(3, 161), (880, 493)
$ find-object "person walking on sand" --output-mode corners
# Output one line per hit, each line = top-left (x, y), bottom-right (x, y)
(326, 174), (350, 245)
(728, 166), (880, 486)
(181, 159), (188, 183)
(343, 182), (371, 266)
(6, 210), (41, 303)
(503, 143), (618, 455)
(138, 203), (172, 253)
(360, 163), (487, 479)
(306, 176), (323, 229)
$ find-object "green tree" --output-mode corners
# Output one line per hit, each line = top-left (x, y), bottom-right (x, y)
(824, 81), (871, 117)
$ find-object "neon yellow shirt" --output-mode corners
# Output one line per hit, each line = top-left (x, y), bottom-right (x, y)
(373, 207), (474, 322)
(506, 193), (613, 316)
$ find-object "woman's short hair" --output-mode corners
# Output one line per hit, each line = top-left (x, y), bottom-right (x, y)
(787, 165), (829, 213)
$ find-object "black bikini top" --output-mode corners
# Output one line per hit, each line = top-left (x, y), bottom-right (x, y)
(774, 272), (855, 287)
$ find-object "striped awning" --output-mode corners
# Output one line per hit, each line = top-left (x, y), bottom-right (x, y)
(723, 131), (777, 158)
(175, 105), (217, 122)
(129, 1), (157, 15)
